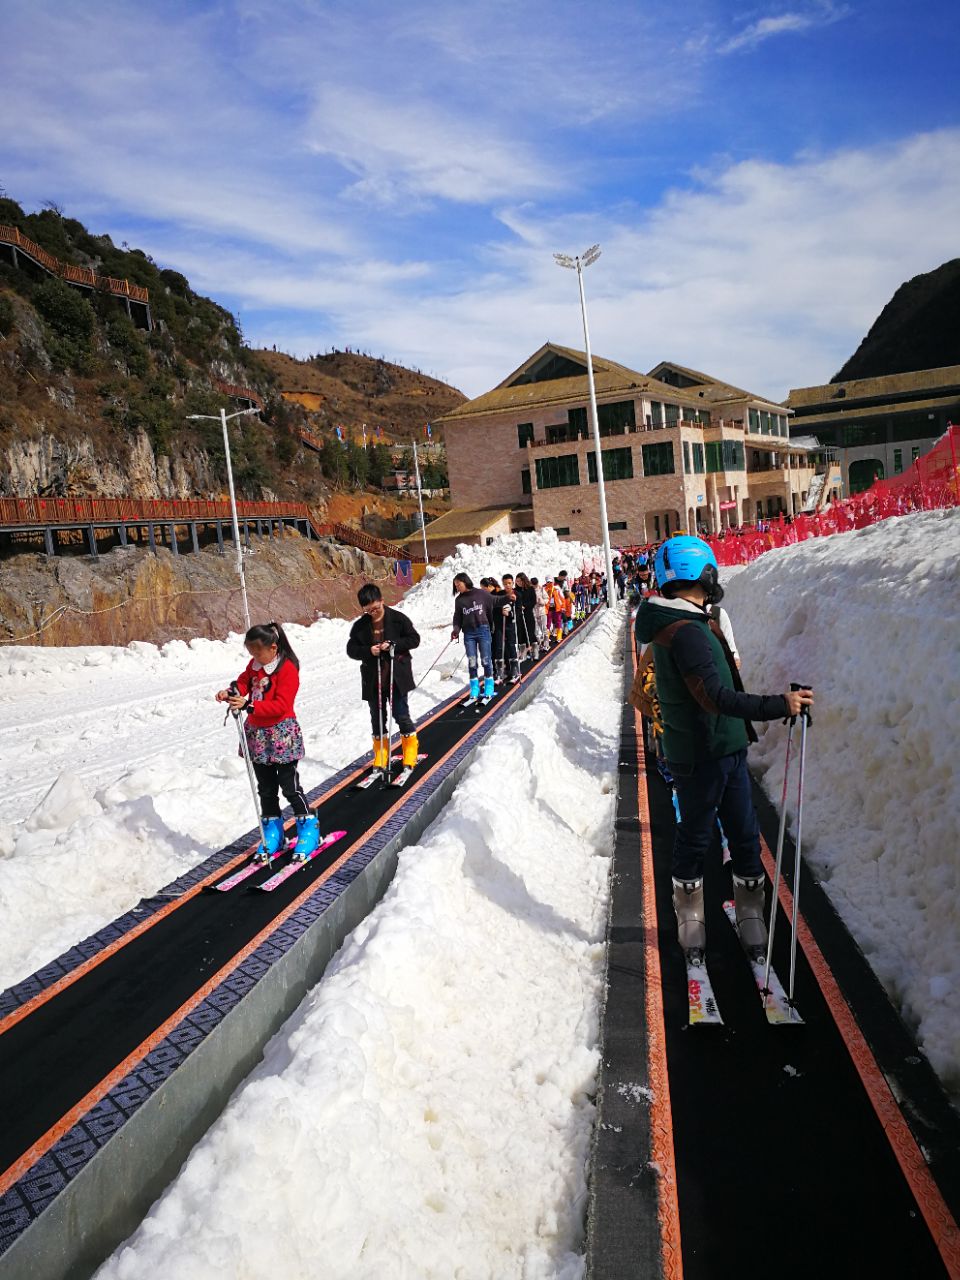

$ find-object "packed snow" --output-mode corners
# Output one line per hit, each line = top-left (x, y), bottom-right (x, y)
(96, 605), (622, 1280)
(723, 508), (960, 1087)
(0, 527), (600, 993)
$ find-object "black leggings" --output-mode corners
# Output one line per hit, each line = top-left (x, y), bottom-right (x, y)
(253, 760), (310, 818)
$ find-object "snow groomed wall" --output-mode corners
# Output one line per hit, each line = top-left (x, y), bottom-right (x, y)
(0, 606), (606, 1280)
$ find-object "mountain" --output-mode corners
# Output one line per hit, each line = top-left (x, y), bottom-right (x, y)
(255, 348), (465, 442)
(832, 259), (960, 382)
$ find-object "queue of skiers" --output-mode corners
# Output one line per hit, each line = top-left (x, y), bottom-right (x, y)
(218, 568), (606, 864)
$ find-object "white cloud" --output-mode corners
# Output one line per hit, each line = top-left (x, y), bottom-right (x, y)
(719, 2), (851, 55)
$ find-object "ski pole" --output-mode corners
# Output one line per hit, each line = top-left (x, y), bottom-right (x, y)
(415, 637), (453, 688)
(788, 691), (812, 1004)
(225, 683), (268, 852)
(385, 643), (396, 784)
(440, 649), (466, 682)
(762, 716), (795, 997)
(375, 642), (385, 776)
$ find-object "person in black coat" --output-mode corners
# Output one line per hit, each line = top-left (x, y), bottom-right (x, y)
(347, 583), (421, 769)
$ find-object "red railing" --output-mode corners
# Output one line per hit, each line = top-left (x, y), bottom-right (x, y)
(706, 425), (959, 566)
(0, 497), (427, 563)
(214, 379), (264, 409)
(0, 225), (150, 304)
(0, 496), (311, 527)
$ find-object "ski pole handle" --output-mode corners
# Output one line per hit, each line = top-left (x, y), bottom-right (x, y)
(788, 681), (813, 726)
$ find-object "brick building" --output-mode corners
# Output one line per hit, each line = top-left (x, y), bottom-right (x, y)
(437, 344), (824, 546)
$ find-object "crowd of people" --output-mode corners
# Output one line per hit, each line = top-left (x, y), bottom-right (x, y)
(216, 565), (610, 863)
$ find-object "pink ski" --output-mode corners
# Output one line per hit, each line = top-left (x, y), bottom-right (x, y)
(255, 830), (348, 893)
(209, 838), (296, 892)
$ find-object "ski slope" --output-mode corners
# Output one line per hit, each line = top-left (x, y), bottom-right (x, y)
(723, 507), (960, 1088)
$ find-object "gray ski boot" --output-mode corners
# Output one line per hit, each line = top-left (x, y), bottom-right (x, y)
(733, 873), (768, 962)
(672, 877), (706, 963)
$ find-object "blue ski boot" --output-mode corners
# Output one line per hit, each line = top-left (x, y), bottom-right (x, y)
(254, 815), (285, 864)
(292, 814), (322, 862)
(464, 676), (480, 706)
(483, 676), (495, 700)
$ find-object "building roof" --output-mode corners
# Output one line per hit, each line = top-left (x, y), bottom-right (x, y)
(647, 360), (789, 413)
(786, 364), (960, 410)
(787, 392), (960, 428)
(436, 344), (790, 424)
(399, 505), (516, 544)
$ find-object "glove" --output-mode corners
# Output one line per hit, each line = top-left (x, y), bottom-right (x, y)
(503, 605), (512, 615)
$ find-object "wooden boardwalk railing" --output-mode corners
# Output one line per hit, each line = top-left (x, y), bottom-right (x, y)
(0, 226), (150, 304)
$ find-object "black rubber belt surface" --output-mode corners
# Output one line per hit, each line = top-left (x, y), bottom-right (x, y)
(0, 626), (586, 1176)
(646, 740), (959, 1279)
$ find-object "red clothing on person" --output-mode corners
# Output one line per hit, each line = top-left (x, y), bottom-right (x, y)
(235, 657), (299, 728)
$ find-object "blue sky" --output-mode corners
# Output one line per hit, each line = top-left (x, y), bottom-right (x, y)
(2, 0), (959, 398)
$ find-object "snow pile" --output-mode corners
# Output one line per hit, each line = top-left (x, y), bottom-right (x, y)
(405, 528), (602, 627)
(0, 526), (601, 993)
(723, 508), (960, 1086)
(98, 608), (622, 1280)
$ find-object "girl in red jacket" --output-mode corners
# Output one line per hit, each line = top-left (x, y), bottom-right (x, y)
(216, 622), (320, 862)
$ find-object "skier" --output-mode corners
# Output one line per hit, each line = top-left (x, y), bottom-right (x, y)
(531, 576), (549, 652)
(514, 572), (539, 659)
(451, 572), (497, 704)
(496, 573), (521, 682)
(544, 576), (564, 643)
(633, 536), (813, 961)
(216, 622), (319, 862)
(346, 583), (421, 774)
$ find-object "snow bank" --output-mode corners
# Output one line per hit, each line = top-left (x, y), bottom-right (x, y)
(97, 608), (622, 1280)
(405, 528), (602, 627)
(723, 508), (960, 1086)
(0, 527), (600, 994)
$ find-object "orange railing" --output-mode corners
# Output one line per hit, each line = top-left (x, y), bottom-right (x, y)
(214, 379), (264, 409)
(0, 496), (428, 562)
(0, 225), (150, 304)
(0, 496), (310, 527)
(707, 424), (959, 566)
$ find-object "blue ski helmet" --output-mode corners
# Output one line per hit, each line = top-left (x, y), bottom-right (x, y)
(654, 536), (720, 594)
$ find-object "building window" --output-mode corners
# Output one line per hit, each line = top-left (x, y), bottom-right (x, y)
(642, 442), (675, 475)
(653, 514), (661, 539)
(535, 454), (580, 489)
(587, 447), (634, 482)
(608, 520), (628, 531)
(692, 408), (711, 425)
(547, 423), (575, 444)
(683, 441), (691, 473)
(555, 526), (570, 535)
(517, 422), (534, 449)
(912, 446), (921, 463)
(705, 440), (744, 472)
(692, 442), (705, 474)
(749, 408), (760, 432)
(664, 403), (680, 426)
(650, 401), (663, 427)
(664, 512), (671, 534)
(568, 399), (636, 438)
(521, 467), (532, 494)
(893, 449), (903, 474)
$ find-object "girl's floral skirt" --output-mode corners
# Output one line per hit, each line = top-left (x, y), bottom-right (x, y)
(243, 717), (304, 764)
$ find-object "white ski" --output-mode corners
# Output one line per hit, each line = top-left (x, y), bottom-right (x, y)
(722, 900), (802, 1025)
(686, 955), (723, 1025)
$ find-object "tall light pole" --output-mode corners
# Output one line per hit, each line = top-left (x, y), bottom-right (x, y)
(187, 404), (260, 631)
(554, 244), (616, 606)
(412, 438), (430, 566)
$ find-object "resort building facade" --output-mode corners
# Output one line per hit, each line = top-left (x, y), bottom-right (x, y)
(786, 365), (960, 494)
(438, 344), (824, 546)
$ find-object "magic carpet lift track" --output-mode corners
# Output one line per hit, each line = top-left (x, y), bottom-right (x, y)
(0, 608), (605, 1280)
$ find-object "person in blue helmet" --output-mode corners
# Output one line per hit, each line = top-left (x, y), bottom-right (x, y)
(634, 535), (813, 964)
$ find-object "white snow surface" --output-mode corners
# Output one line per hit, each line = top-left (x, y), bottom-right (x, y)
(96, 606), (622, 1280)
(0, 527), (600, 994)
(723, 508), (960, 1086)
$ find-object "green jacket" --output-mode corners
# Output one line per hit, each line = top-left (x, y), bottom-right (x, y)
(634, 596), (788, 765)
